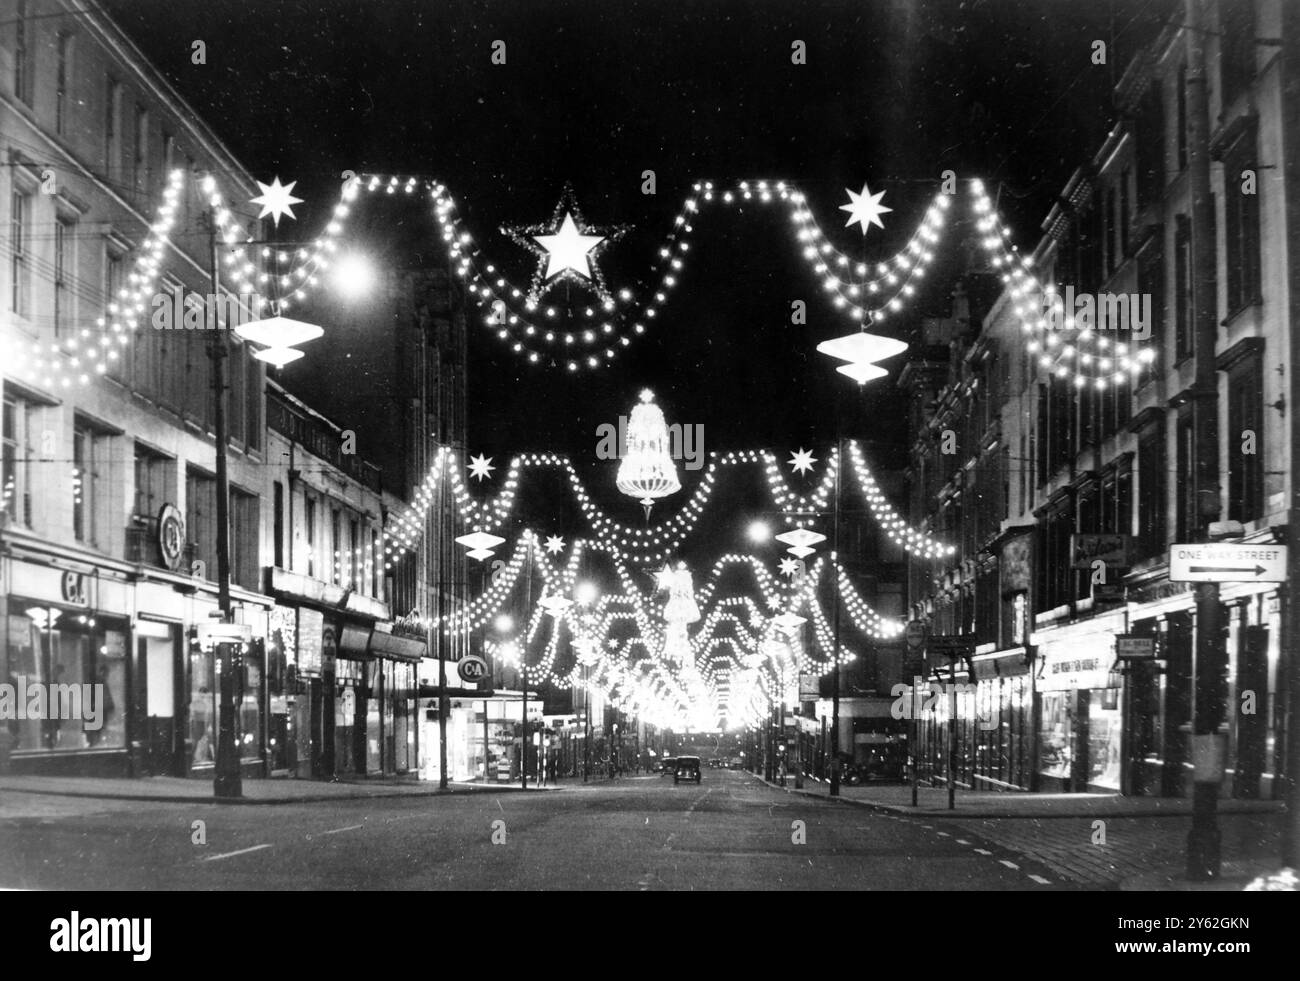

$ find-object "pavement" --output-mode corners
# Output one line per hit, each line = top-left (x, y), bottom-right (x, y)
(758, 772), (1288, 891)
(0, 768), (1289, 890)
(0, 769), (1068, 890)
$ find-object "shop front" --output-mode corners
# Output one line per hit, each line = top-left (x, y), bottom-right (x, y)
(1032, 621), (1125, 794)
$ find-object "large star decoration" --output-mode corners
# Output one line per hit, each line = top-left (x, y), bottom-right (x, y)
(250, 177), (304, 227)
(468, 454), (495, 481)
(778, 557), (802, 579)
(840, 183), (892, 234)
(655, 564), (676, 591)
(788, 448), (818, 476)
(544, 535), (566, 555)
(502, 184), (629, 303)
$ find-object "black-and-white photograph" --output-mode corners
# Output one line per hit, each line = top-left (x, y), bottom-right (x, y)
(0, 0), (1295, 933)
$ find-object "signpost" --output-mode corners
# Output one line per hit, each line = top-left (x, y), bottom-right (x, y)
(196, 622), (252, 646)
(1168, 544), (1287, 583)
(1115, 635), (1156, 660)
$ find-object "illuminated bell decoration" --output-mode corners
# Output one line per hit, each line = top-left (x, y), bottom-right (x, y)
(615, 389), (682, 512)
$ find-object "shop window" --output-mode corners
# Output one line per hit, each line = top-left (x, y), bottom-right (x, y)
(4, 608), (127, 754)
(187, 638), (216, 765)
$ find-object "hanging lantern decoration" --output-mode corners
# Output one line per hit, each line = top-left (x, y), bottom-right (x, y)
(615, 389), (681, 516)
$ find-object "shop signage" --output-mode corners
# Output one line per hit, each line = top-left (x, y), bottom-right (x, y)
(1036, 639), (1116, 691)
(196, 622), (252, 645)
(1168, 543), (1287, 583)
(798, 672), (819, 701)
(1070, 533), (1130, 569)
(457, 655), (488, 683)
(60, 571), (89, 606)
(298, 608), (324, 677)
(157, 504), (185, 571)
(1115, 635), (1156, 659)
(927, 633), (976, 658)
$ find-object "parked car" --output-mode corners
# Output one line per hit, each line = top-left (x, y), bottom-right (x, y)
(659, 757), (678, 776)
(674, 756), (702, 784)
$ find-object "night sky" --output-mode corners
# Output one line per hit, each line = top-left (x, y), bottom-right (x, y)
(104, 0), (1168, 550)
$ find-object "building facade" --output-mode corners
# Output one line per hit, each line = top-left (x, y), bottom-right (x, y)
(905, 0), (1298, 800)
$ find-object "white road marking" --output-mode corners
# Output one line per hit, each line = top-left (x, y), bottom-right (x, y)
(319, 824), (363, 836)
(999, 859), (1019, 870)
(1028, 874), (1052, 885)
(936, 831), (951, 837)
(199, 844), (272, 862)
(955, 839), (971, 845)
(973, 848), (993, 855)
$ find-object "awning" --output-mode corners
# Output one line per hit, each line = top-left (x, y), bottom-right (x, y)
(367, 630), (427, 662)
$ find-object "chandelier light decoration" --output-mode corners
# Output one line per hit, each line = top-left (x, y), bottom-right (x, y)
(615, 390), (682, 516)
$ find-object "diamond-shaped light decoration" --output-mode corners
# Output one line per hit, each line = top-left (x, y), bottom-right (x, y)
(233, 315), (324, 349)
(786, 545), (816, 559)
(539, 594), (573, 616)
(836, 361), (889, 385)
(455, 531), (506, 553)
(466, 548), (496, 561)
(775, 528), (827, 549)
(252, 346), (305, 369)
(816, 331), (908, 365)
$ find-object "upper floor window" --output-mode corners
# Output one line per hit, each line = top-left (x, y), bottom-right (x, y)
(133, 106), (150, 194)
(54, 216), (76, 335)
(2, 393), (39, 528)
(1174, 215), (1193, 361)
(1223, 135), (1262, 316)
(14, 0), (31, 104)
(1135, 82), (1165, 209)
(1220, 0), (1256, 108)
(73, 420), (107, 547)
(1226, 353), (1264, 524)
(105, 79), (123, 177)
(9, 189), (30, 317)
(56, 32), (74, 134)
(1176, 62), (1189, 171)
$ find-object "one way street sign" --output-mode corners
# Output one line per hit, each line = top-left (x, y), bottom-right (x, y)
(1168, 543), (1287, 583)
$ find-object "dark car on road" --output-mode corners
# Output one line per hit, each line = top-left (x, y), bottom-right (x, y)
(673, 756), (702, 784)
(659, 757), (678, 776)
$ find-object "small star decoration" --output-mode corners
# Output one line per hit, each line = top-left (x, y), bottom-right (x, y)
(788, 448), (817, 476)
(250, 177), (304, 227)
(544, 535), (566, 555)
(840, 183), (892, 234)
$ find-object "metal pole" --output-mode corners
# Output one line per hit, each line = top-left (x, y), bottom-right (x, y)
(521, 542), (532, 789)
(1184, 0), (1226, 880)
(912, 670), (921, 807)
(948, 656), (957, 810)
(209, 205), (241, 800)
(437, 455), (448, 790)
(830, 435), (843, 797)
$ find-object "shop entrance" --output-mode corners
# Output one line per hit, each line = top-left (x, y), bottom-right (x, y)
(1038, 688), (1123, 792)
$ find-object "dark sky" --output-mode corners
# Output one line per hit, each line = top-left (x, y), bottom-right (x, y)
(105, 0), (1169, 555)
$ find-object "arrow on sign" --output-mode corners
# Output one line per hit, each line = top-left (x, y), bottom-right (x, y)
(1189, 565), (1266, 576)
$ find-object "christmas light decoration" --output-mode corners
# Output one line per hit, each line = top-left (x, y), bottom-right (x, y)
(839, 183), (892, 233)
(468, 454), (496, 481)
(502, 184), (629, 304)
(250, 177), (304, 226)
(615, 390), (682, 514)
(788, 448), (817, 476)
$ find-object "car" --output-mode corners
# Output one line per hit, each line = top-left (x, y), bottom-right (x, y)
(673, 756), (702, 784)
(659, 757), (678, 776)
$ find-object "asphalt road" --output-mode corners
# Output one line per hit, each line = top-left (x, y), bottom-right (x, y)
(0, 769), (1065, 890)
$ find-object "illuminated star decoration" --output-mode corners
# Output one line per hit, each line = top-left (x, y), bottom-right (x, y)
(544, 535), (566, 555)
(250, 177), (304, 227)
(840, 183), (892, 234)
(788, 448), (817, 476)
(502, 184), (629, 304)
(655, 564), (676, 591)
(778, 557), (802, 579)
(468, 454), (496, 481)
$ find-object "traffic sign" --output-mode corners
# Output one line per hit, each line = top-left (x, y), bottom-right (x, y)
(904, 620), (928, 652)
(1168, 544), (1287, 583)
(1115, 635), (1156, 659)
(927, 633), (976, 658)
(457, 654), (489, 683)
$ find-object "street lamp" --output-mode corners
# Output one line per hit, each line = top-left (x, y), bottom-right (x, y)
(332, 252), (376, 300)
(747, 519), (772, 544)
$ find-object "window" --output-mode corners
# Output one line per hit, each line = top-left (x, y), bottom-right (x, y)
(1118, 168), (1131, 257)
(273, 481), (285, 568)
(105, 79), (122, 176)
(331, 508), (342, 584)
(54, 217), (75, 335)
(185, 468), (217, 581)
(1175, 410), (1196, 542)
(1136, 237), (1164, 375)
(162, 132), (176, 178)
(1220, 0), (1255, 108)
(305, 495), (317, 577)
(1174, 216), (1193, 361)
(349, 518), (360, 587)
(245, 354), (263, 450)
(230, 488), (259, 589)
(1137, 422), (1166, 559)
(1223, 136), (1262, 315)
(10, 190), (30, 316)
(1227, 356), (1264, 523)
(1106, 187), (1119, 274)
(1176, 62), (1188, 171)
(14, 0), (30, 103)
(371, 528), (380, 598)
(133, 444), (171, 520)
(56, 32), (74, 134)
(133, 106), (149, 194)
(1136, 82), (1165, 209)
(2, 394), (39, 528)
(73, 421), (106, 547)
